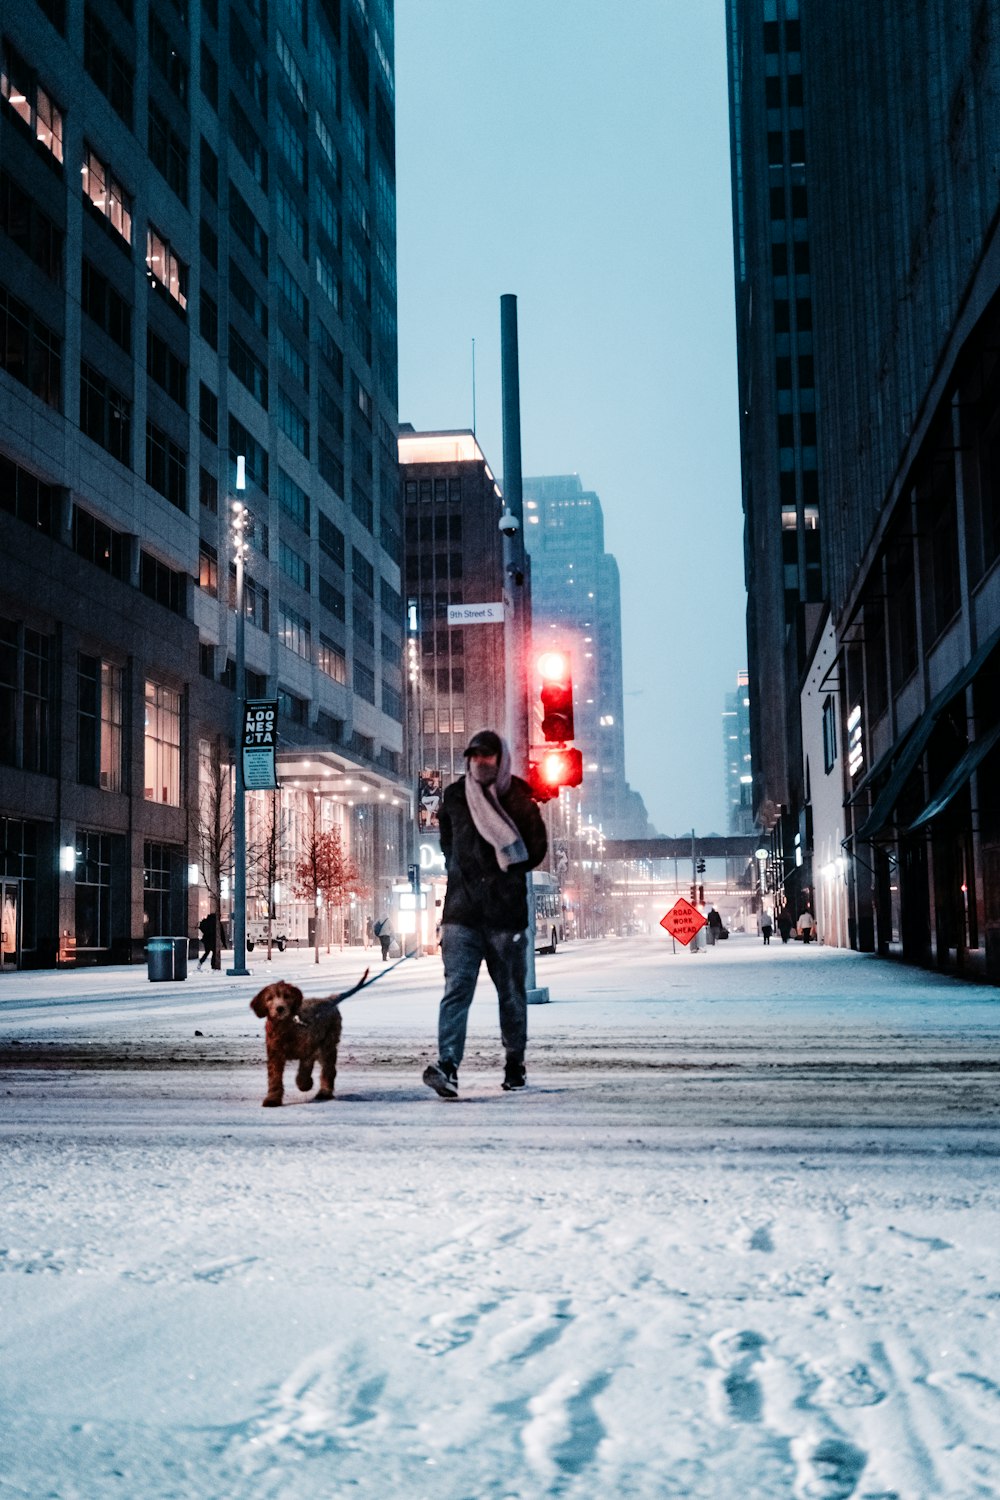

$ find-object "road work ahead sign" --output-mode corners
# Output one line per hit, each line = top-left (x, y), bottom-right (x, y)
(659, 897), (707, 947)
(242, 700), (278, 790)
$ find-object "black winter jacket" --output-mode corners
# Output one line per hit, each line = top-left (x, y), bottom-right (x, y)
(439, 775), (548, 932)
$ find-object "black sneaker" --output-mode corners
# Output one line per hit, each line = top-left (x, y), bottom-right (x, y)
(423, 1061), (459, 1099)
(502, 1055), (527, 1091)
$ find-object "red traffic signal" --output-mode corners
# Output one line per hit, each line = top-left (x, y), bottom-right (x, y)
(528, 747), (584, 801)
(538, 651), (574, 743)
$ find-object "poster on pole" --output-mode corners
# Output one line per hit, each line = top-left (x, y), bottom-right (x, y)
(242, 700), (279, 790)
(418, 769), (442, 830)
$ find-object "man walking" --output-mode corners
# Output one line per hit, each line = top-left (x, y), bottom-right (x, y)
(422, 730), (547, 1099)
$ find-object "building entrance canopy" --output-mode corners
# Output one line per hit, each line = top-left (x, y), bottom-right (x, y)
(273, 749), (410, 811)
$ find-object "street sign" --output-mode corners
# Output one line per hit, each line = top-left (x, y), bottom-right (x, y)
(659, 897), (708, 947)
(242, 699), (278, 790)
(447, 601), (505, 625)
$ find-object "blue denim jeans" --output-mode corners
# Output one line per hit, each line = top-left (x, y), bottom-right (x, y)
(438, 923), (527, 1068)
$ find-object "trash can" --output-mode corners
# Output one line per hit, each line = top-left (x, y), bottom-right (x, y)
(146, 936), (189, 982)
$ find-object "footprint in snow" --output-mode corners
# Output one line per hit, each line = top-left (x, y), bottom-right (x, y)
(487, 1296), (574, 1365)
(414, 1302), (494, 1356)
(814, 1361), (886, 1409)
(708, 1328), (767, 1425)
(522, 1369), (611, 1481)
(792, 1433), (867, 1499)
(748, 1224), (775, 1253)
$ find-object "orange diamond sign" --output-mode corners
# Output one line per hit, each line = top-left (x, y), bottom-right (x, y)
(660, 897), (708, 947)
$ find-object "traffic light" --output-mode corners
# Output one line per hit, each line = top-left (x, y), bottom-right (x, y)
(690, 884), (697, 902)
(527, 747), (584, 802)
(538, 651), (574, 743)
(698, 883), (705, 905)
(697, 858), (706, 875)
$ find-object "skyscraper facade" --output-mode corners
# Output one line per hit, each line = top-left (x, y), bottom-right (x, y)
(522, 473), (651, 839)
(1, 0), (406, 967)
(729, 0), (1000, 981)
(723, 670), (754, 837)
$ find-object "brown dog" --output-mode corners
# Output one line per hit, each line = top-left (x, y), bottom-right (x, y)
(249, 972), (368, 1106)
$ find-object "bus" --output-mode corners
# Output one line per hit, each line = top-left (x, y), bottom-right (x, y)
(532, 870), (566, 954)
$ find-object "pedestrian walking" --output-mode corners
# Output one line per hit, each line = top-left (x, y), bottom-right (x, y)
(197, 911), (217, 969)
(706, 908), (723, 946)
(797, 908), (816, 944)
(422, 730), (547, 1100)
(760, 911), (773, 945)
(373, 915), (393, 961)
(364, 916), (374, 950)
(777, 910), (793, 944)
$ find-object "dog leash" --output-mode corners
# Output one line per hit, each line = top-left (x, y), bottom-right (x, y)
(338, 949), (416, 1002)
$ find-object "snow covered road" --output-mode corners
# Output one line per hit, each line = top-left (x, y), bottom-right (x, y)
(2, 938), (999, 1498)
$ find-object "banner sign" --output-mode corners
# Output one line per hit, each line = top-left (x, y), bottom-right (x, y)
(418, 769), (443, 830)
(447, 601), (505, 625)
(242, 700), (278, 790)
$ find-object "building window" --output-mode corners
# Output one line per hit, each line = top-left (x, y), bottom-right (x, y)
(229, 92), (268, 188)
(352, 548), (374, 597)
(279, 541), (310, 590)
(199, 382), (218, 441)
(143, 841), (179, 937)
(277, 29), (308, 108)
(144, 680), (181, 804)
(78, 655), (124, 790)
(0, 287), (61, 409)
(146, 421), (187, 510)
(148, 100), (188, 203)
(81, 259), (131, 351)
(319, 440), (343, 496)
(317, 633), (346, 684)
(82, 148), (132, 243)
(279, 329), (309, 391)
(318, 512), (344, 568)
(277, 467), (310, 532)
(278, 601), (311, 659)
(229, 415), (268, 492)
(318, 575), (345, 621)
(146, 226), (188, 311)
(382, 683), (402, 721)
(0, 622), (52, 771)
(149, 12), (188, 104)
(1, 172), (63, 282)
(229, 326), (268, 407)
(317, 179), (341, 250)
(200, 466), (218, 512)
(75, 830), (114, 949)
(277, 688), (308, 724)
(147, 329), (187, 408)
(229, 11), (267, 113)
(229, 186), (268, 272)
(277, 389), (309, 455)
(276, 101), (306, 187)
(198, 538), (218, 593)
(315, 250), (341, 313)
(200, 41), (219, 107)
(276, 182), (307, 257)
(821, 695), (837, 775)
(277, 259), (308, 330)
(83, 8), (133, 126)
(353, 661), (375, 703)
(80, 361), (130, 461)
(1, 43), (64, 161)
(140, 551), (187, 614)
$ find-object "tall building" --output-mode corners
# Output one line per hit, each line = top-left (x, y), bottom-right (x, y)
(1, 0), (407, 968)
(522, 473), (651, 838)
(726, 0), (821, 906)
(723, 670), (754, 836)
(398, 428), (508, 785)
(729, 0), (1000, 982)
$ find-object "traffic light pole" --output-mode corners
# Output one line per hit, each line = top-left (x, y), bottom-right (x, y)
(500, 293), (548, 1004)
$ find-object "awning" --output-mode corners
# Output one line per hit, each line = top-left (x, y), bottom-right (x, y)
(900, 721), (1000, 835)
(853, 708), (938, 841)
(852, 622), (1000, 841)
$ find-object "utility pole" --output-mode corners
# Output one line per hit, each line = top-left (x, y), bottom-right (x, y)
(690, 827), (700, 954)
(227, 458), (250, 977)
(500, 293), (548, 1004)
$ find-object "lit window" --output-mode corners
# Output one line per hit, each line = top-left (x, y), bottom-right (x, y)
(82, 148), (132, 243)
(144, 680), (182, 805)
(146, 226), (188, 310)
(1, 45), (64, 161)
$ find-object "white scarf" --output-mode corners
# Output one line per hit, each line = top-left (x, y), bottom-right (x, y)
(464, 735), (528, 871)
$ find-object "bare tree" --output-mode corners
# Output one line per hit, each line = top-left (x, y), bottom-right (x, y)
(293, 798), (367, 960)
(196, 735), (234, 969)
(247, 788), (290, 959)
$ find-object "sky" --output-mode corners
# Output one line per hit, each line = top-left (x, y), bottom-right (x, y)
(393, 1), (747, 836)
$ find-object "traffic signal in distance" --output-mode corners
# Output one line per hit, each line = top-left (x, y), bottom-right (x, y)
(690, 884), (697, 902)
(698, 884), (705, 905)
(527, 747), (584, 802)
(697, 858), (706, 874)
(538, 651), (574, 743)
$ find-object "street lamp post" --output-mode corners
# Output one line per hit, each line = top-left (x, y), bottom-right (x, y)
(500, 293), (548, 1004)
(227, 460), (251, 977)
